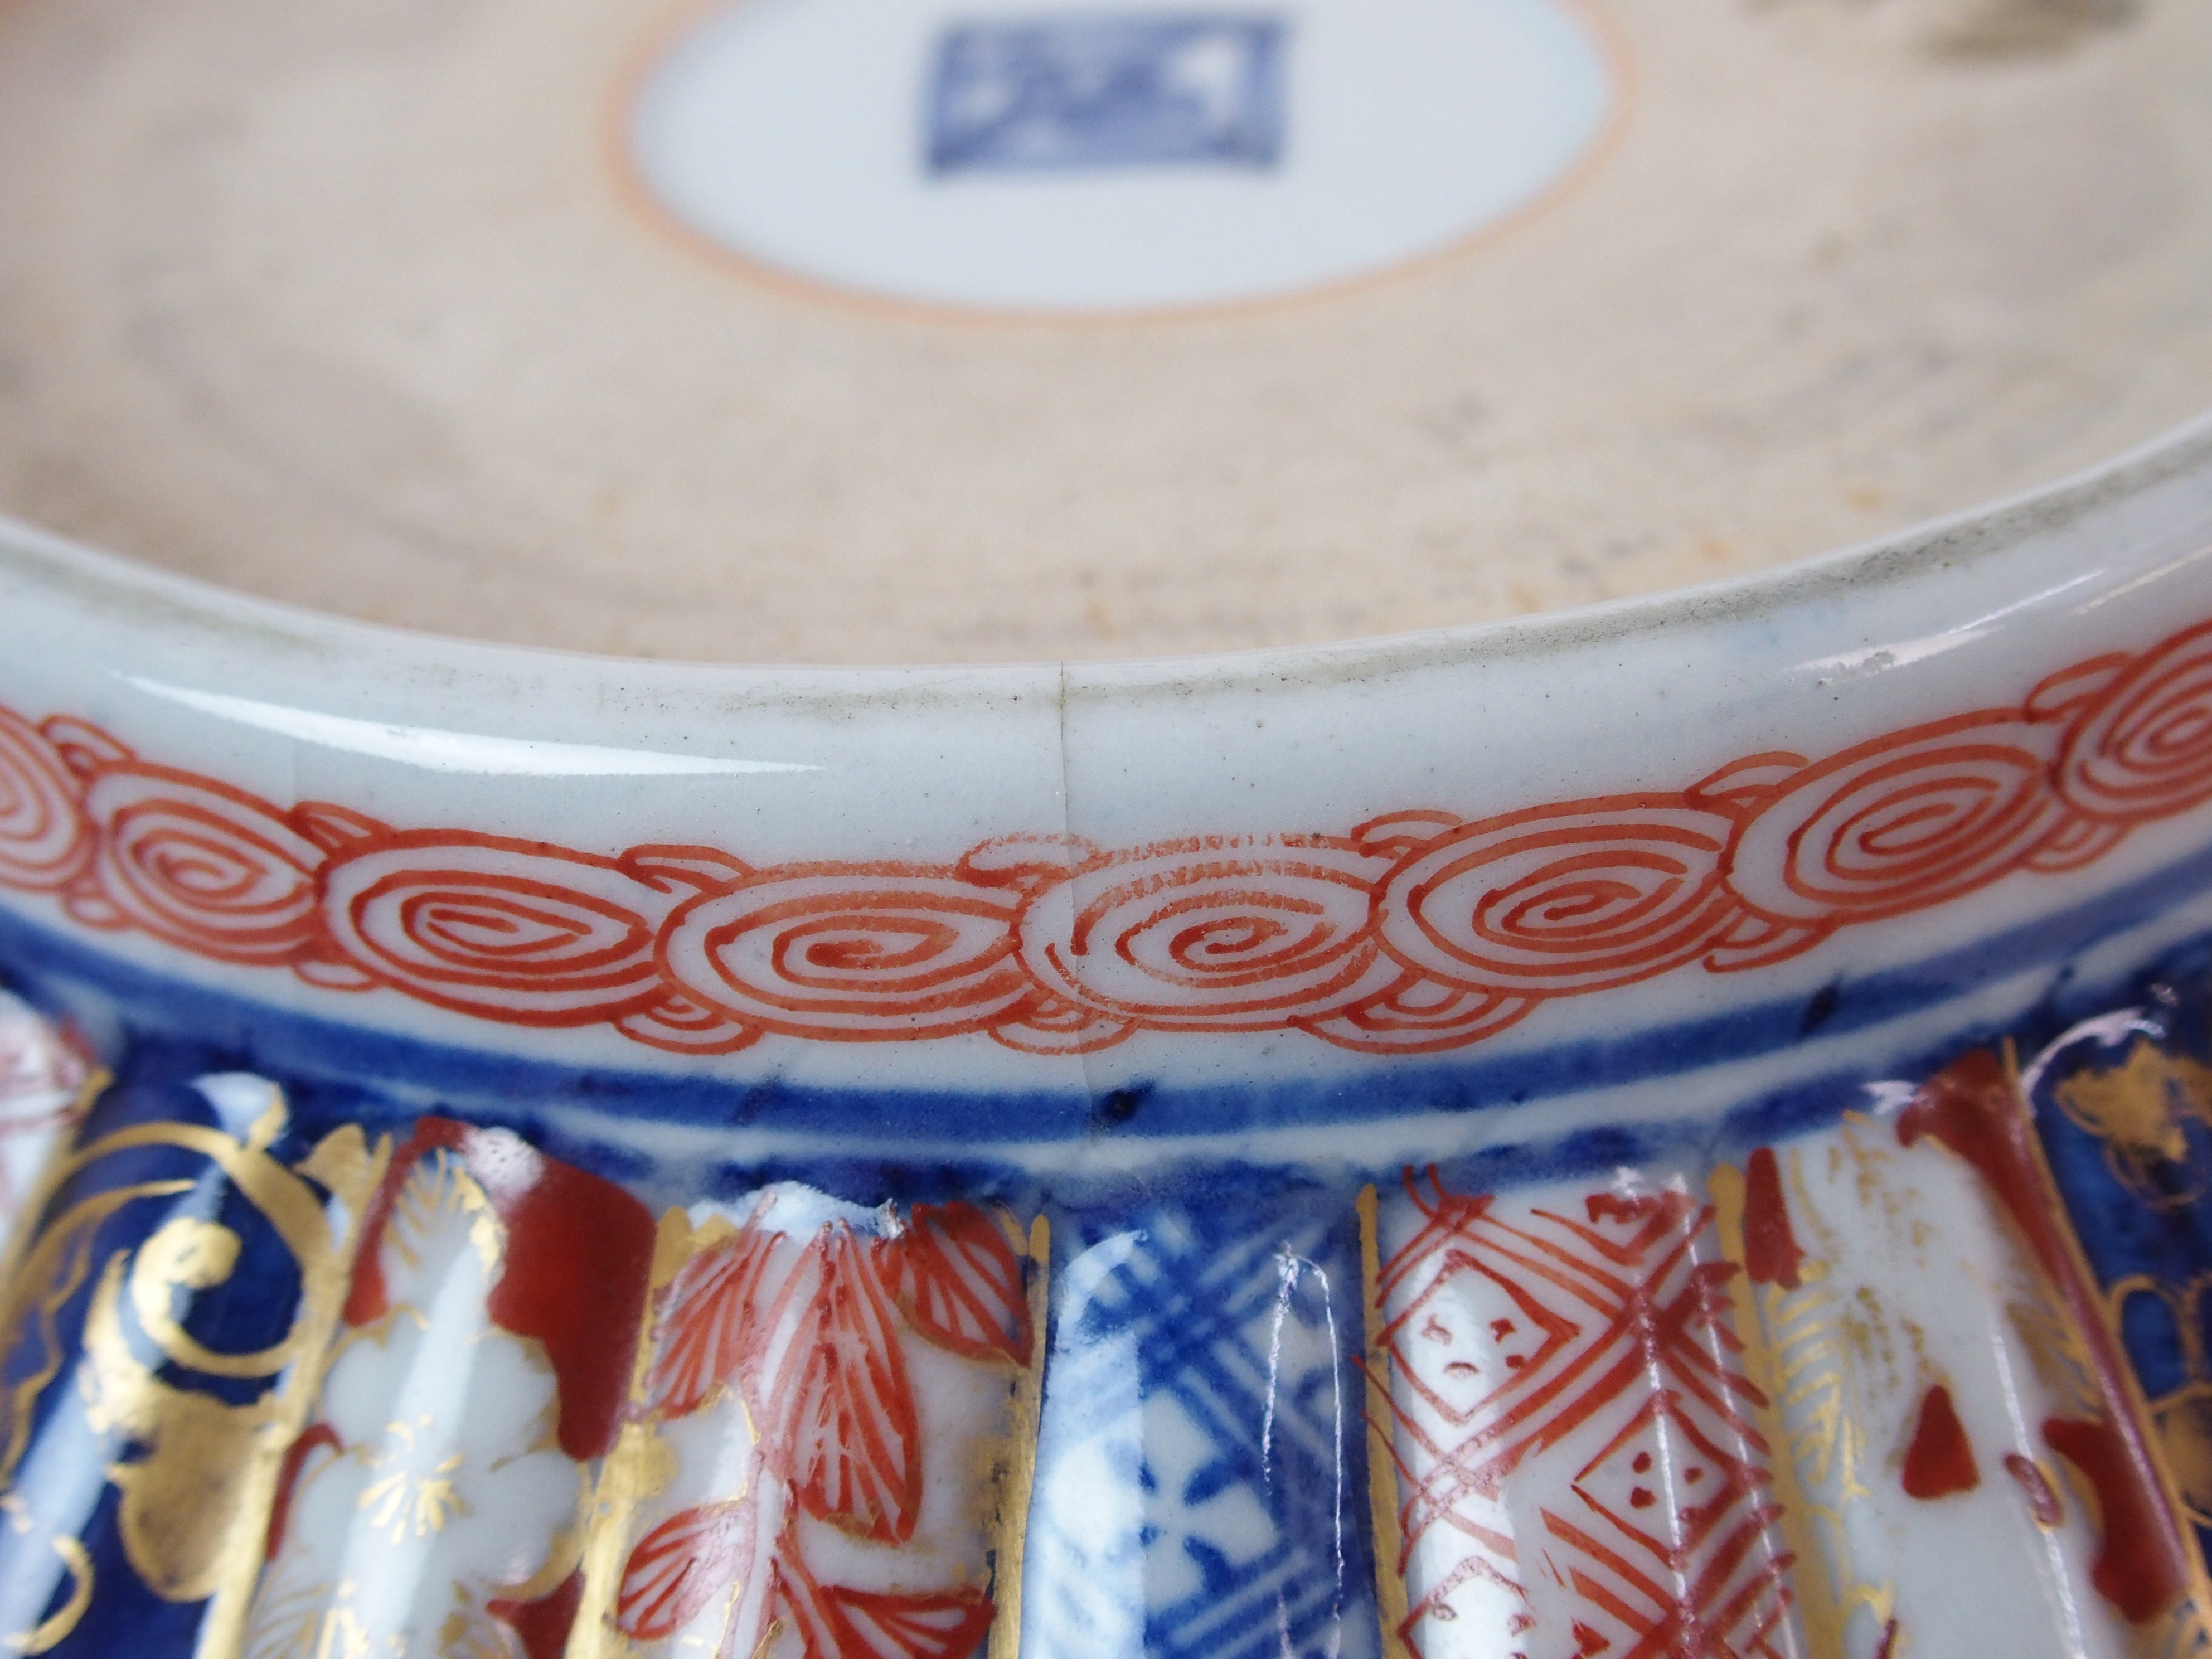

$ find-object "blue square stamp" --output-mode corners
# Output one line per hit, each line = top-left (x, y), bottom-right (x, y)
(926, 13), (1287, 176)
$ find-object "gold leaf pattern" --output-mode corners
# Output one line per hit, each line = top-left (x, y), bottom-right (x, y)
(0, 1091), (390, 1656)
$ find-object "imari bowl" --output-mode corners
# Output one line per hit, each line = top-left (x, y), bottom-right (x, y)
(2, 402), (2212, 1659)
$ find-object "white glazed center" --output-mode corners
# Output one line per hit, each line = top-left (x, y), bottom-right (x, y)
(625, 0), (1617, 313)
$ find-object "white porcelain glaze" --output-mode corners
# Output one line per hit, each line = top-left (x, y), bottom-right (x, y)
(4, 414), (2212, 1110)
(4, 248), (2212, 1659)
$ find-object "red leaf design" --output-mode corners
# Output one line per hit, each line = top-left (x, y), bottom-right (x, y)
(642, 1213), (924, 1541)
(882, 1204), (1032, 1364)
(777, 1560), (994, 1659)
(775, 1558), (841, 1659)
(643, 1229), (783, 1419)
(780, 1225), (921, 1544)
(831, 1585), (997, 1659)
(613, 1500), (755, 1641)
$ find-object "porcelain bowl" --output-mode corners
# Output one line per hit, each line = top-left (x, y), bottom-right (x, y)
(4, 410), (2212, 1658)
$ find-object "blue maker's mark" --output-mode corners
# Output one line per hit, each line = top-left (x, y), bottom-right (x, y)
(926, 14), (1287, 175)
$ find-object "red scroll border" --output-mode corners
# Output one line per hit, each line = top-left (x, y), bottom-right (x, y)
(7, 618), (2212, 1058)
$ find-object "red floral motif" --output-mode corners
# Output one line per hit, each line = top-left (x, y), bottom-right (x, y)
(1900, 1052), (2199, 1624)
(645, 1221), (924, 1543)
(344, 1118), (659, 1461)
(880, 1203), (1032, 1365)
(777, 1556), (996, 1659)
(250, 1118), (662, 1659)
(641, 1228), (784, 1419)
(783, 1226), (920, 1543)
(11, 614), (2212, 1055)
(614, 1500), (758, 1641)
(618, 1197), (1029, 1659)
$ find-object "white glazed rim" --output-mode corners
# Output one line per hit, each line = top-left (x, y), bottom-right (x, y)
(5, 397), (2212, 1101)
(4, 400), (2212, 704)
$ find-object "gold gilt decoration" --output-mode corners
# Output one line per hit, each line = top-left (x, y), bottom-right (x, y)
(985, 1212), (1050, 1659)
(1354, 1185), (1417, 1659)
(2057, 1036), (2212, 1563)
(2107, 1270), (2212, 1532)
(239, 1137), (601, 1659)
(2, 1535), (90, 1657)
(1712, 1137), (1895, 1659)
(565, 1204), (721, 1659)
(0, 1059), (113, 1487)
(1914, 1043), (2212, 1639)
(2150, 1599), (2212, 1659)
(0, 1081), (389, 1657)
(356, 1419), (470, 1545)
(2044, 1035), (2212, 1626)
(2056, 1041), (2212, 1210)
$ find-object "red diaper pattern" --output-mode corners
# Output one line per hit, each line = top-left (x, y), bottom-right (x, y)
(1372, 1170), (1792, 1657)
(6, 618), (2212, 1056)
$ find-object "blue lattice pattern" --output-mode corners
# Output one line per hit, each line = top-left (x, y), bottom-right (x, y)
(1021, 1184), (1377, 1659)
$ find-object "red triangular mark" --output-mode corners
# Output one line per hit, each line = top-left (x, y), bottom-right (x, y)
(488, 1570), (583, 1659)
(1741, 1147), (1804, 1289)
(1901, 1384), (1979, 1499)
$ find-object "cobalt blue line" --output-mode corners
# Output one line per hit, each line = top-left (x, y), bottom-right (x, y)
(1, 828), (2208, 1148)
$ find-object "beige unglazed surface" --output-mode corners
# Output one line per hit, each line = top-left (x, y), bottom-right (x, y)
(0, 0), (2207, 665)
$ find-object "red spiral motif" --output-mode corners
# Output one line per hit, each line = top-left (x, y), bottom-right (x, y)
(1377, 798), (1740, 995)
(85, 766), (327, 964)
(323, 833), (680, 1022)
(616, 991), (761, 1056)
(2057, 620), (2212, 822)
(4, 611), (2212, 1059)
(990, 993), (1138, 1056)
(1015, 837), (1395, 1029)
(0, 710), (93, 893)
(1726, 712), (2064, 924)
(658, 868), (1031, 1040)
(1298, 976), (1534, 1055)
